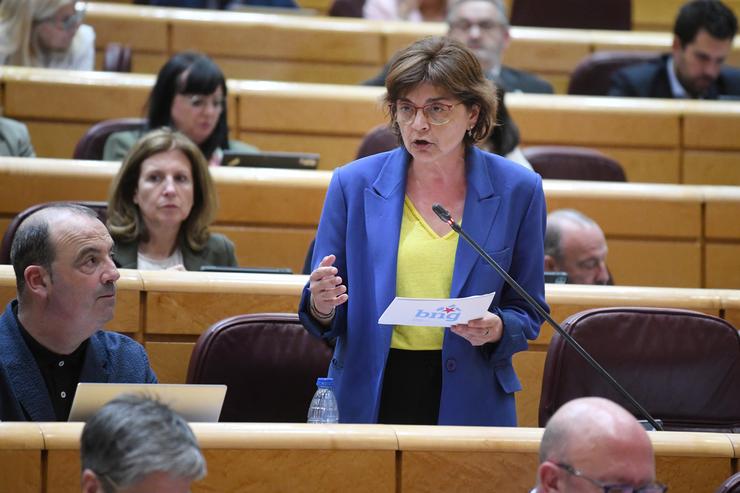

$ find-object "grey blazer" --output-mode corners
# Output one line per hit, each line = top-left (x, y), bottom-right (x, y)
(114, 233), (238, 271)
(0, 117), (35, 157)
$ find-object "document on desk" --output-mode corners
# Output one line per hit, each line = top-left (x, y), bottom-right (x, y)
(378, 292), (496, 327)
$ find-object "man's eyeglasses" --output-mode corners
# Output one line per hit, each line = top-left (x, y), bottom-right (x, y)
(181, 94), (225, 111)
(394, 101), (462, 126)
(41, 1), (87, 31)
(555, 463), (668, 493)
(448, 19), (505, 33)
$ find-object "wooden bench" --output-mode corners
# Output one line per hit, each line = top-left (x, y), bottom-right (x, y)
(2, 157), (740, 288)
(1, 265), (738, 427)
(3, 67), (740, 185)
(83, 2), (740, 93)
(0, 421), (734, 493)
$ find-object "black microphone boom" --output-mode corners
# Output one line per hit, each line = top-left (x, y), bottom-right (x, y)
(431, 203), (663, 431)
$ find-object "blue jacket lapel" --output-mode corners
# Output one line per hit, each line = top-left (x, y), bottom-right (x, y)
(450, 148), (501, 298)
(364, 149), (408, 320)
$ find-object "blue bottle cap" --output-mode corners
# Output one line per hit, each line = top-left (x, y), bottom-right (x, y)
(316, 377), (334, 388)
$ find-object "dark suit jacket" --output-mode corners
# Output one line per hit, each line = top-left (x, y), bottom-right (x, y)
(363, 64), (554, 94)
(0, 301), (157, 421)
(298, 146), (547, 425)
(114, 233), (238, 271)
(608, 54), (740, 99)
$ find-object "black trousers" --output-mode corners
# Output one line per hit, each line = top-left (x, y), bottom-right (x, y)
(378, 348), (442, 425)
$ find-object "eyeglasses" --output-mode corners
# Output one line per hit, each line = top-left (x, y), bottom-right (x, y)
(180, 94), (225, 111)
(40, 1), (87, 31)
(555, 463), (668, 493)
(448, 19), (506, 33)
(394, 101), (462, 126)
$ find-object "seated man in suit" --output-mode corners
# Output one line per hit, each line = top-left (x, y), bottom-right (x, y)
(0, 204), (156, 421)
(609, 0), (740, 99)
(544, 209), (610, 285)
(80, 394), (206, 493)
(0, 116), (35, 157)
(533, 397), (665, 493)
(364, 0), (554, 94)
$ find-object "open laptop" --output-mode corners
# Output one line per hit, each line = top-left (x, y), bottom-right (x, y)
(68, 383), (227, 422)
(221, 150), (319, 170)
(544, 271), (568, 284)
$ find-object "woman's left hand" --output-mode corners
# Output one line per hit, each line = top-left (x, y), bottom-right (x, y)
(451, 311), (503, 346)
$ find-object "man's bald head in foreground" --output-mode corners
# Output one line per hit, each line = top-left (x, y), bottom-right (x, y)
(536, 397), (664, 493)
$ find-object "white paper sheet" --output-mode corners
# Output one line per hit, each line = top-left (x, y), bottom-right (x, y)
(378, 292), (496, 327)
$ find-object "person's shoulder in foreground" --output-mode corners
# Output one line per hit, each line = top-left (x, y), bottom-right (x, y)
(534, 397), (665, 493)
(80, 394), (206, 493)
(0, 116), (35, 157)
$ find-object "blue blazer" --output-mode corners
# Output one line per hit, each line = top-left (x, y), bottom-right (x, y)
(299, 146), (547, 425)
(0, 301), (157, 421)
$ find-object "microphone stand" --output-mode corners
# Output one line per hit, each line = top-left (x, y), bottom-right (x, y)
(432, 203), (663, 431)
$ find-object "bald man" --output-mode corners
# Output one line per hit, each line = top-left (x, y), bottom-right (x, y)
(544, 209), (609, 285)
(535, 397), (666, 493)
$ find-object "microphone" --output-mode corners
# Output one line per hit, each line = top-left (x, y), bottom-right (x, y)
(432, 203), (664, 431)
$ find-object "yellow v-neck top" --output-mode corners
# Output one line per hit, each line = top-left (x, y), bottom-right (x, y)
(391, 196), (459, 350)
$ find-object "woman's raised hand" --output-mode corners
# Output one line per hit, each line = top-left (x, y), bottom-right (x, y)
(309, 255), (348, 320)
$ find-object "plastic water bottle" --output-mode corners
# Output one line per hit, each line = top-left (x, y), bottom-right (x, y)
(307, 377), (339, 423)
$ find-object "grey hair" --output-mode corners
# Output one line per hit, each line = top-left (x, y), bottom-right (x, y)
(80, 394), (206, 492)
(544, 208), (598, 260)
(447, 0), (509, 26)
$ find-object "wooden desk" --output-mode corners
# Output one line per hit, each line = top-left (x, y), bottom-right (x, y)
(1, 265), (737, 427)
(83, 3), (740, 92)
(2, 157), (740, 288)
(4, 66), (740, 186)
(3, 422), (736, 493)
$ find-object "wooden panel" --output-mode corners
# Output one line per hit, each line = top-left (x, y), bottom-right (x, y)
(682, 151), (740, 186)
(705, 189), (740, 240)
(210, 226), (316, 274)
(145, 292), (302, 335)
(240, 132), (364, 171)
(146, 341), (196, 384)
(46, 449), (80, 493)
(503, 29), (592, 73)
(655, 456), (733, 493)
(510, 94), (680, 148)
(683, 104), (740, 151)
(235, 81), (386, 135)
(401, 450), (538, 492)
(706, 243), (740, 289)
(607, 239), (702, 288)
(632, 0), (740, 32)
(170, 16), (384, 65)
(0, 450), (41, 492)
(198, 449), (395, 492)
(25, 121), (90, 159)
(594, 147), (681, 184)
(108, 288), (141, 335)
(86, 13), (167, 51)
(213, 57), (378, 85)
(513, 350), (547, 428)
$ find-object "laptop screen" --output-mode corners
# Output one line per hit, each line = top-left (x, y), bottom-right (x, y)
(68, 383), (227, 422)
(221, 150), (319, 170)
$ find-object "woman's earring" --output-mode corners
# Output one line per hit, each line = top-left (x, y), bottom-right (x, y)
(466, 127), (473, 137)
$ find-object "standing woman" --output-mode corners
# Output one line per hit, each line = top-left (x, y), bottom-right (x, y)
(299, 36), (547, 426)
(104, 52), (257, 167)
(0, 0), (94, 70)
(107, 128), (238, 271)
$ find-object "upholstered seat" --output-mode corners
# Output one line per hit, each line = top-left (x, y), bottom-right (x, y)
(0, 202), (108, 264)
(716, 472), (740, 493)
(510, 0), (630, 30)
(186, 313), (333, 422)
(568, 51), (660, 96)
(539, 307), (740, 432)
(523, 146), (627, 181)
(73, 118), (146, 160)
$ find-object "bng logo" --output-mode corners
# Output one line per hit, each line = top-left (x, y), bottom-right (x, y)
(413, 304), (461, 323)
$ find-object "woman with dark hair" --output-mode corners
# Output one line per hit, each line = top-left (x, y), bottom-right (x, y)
(299, 36), (547, 426)
(107, 127), (238, 271)
(103, 52), (256, 166)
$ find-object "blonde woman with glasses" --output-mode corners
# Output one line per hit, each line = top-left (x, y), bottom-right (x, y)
(0, 0), (93, 70)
